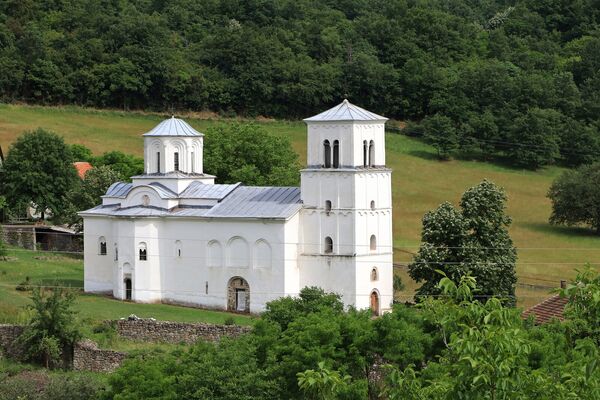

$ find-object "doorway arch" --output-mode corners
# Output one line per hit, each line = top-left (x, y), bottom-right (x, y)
(124, 275), (132, 300)
(370, 290), (380, 316)
(227, 276), (250, 313)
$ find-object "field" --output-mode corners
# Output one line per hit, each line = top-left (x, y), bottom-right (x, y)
(1, 103), (600, 308)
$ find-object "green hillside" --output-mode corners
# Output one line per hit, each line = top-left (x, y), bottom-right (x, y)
(1, 104), (599, 307)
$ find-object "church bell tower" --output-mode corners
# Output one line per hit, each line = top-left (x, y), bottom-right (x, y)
(299, 100), (393, 314)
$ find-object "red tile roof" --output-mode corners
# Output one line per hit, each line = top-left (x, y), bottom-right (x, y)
(522, 295), (569, 325)
(73, 162), (93, 179)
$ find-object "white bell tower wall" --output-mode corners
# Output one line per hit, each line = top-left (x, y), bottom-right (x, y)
(144, 136), (204, 174)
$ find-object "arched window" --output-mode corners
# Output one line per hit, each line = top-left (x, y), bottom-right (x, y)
(323, 140), (331, 168)
(370, 200), (375, 210)
(99, 237), (107, 255)
(174, 152), (180, 171)
(324, 236), (333, 254)
(371, 267), (378, 281)
(363, 140), (368, 167)
(114, 243), (118, 261)
(333, 140), (340, 168)
(369, 140), (375, 167)
(207, 240), (223, 267)
(191, 151), (195, 173)
(228, 237), (249, 267)
(139, 242), (147, 261)
(156, 152), (161, 173)
(175, 240), (182, 258)
(325, 200), (332, 213)
(142, 195), (150, 206)
(370, 235), (377, 251)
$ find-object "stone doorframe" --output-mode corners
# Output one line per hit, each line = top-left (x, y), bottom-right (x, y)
(227, 276), (250, 313)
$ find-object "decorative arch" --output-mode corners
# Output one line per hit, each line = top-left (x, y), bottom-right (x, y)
(371, 267), (378, 281)
(323, 140), (331, 168)
(254, 239), (272, 269)
(370, 290), (380, 316)
(370, 235), (377, 251)
(325, 200), (332, 214)
(98, 236), (107, 255)
(369, 140), (375, 167)
(333, 140), (340, 168)
(324, 236), (333, 254)
(207, 240), (223, 267)
(150, 140), (162, 173)
(175, 240), (182, 258)
(169, 139), (187, 172)
(227, 276), (250, 312)
(370, 200), (375, 210)
(138, 242), (147, 261)
(363, 140), (368, 167)
(227, 236), (249, 267)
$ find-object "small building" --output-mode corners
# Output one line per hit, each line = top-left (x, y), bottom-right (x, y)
(74, 162), (93, 179)
(522, 295), (568, 324)
(80, 100), (394, 314)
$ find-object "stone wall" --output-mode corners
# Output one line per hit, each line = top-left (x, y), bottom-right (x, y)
(73, 340), (127, 373)
(1, 225), (35, 250)
(115, 319), (251, 344)
(0, 324), (24, 359)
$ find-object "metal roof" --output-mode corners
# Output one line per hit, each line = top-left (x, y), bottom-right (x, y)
(179, 181), (240, 199)
(206, 186), (301, 218)
(304, 99), (387, 122)
(147, 182), (178, 199)
(104, 182), (133, 198)
(143, 116), (203, 137)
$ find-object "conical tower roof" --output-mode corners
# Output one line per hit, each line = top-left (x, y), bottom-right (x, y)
(143, 116), (203, 137)
(304, 99), (387, 122)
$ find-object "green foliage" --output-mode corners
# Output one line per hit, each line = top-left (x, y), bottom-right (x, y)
(0, 224), (6, 258)
(0, 128), (78, 220)
(297, 361), (351, 400)
(70, 144), (93, 163)
(63, 165), (121, 230)
(91, 151), (143, 181)
(409, 180), (517, 304)
(422, 114), (458, 160)
(17, 287), (81, 368)
(548, 162), (600, 234)
(559, 265), (600, 344)
(203, 124), (300, 186)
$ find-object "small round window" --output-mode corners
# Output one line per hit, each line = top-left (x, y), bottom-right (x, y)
(142, 195), (150, 206)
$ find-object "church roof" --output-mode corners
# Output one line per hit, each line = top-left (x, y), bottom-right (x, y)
(205, 186), (301, 218)
(304, 99), (387, 122)
(143, 116), (203, 137)
(179, 181), (240, 199)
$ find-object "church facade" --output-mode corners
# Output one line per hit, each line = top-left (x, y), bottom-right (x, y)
(80, 100), (393, 314)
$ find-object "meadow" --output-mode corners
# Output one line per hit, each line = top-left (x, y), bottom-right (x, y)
(1, 103), (599, 308)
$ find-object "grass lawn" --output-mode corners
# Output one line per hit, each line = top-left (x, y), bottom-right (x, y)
(0, 248), (253, 328)
(1, 103), (600, 309)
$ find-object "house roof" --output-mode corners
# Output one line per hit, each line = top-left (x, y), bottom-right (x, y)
(104, 182), (133, 198)
(143, 116), (203, 137)
(73, 162), (93, 179)
(522, 295), (569, 324)
(304, 99), (388, 122)
(179, 181), (240, 199)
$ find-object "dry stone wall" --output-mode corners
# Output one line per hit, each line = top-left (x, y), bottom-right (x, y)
(73, 340), (127, 372)
(114, 319), (251, 344)
(0, 324), (24, 359)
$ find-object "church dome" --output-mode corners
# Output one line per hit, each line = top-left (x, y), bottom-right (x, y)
(143, 116), (203, 137)
(304, 99), (387, 122)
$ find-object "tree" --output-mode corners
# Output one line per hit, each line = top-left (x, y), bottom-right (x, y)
(203, 123), (300, 186)
(548, 163), (600, 234)
(64, 165), (121, 231)
(408, 180), (517, 304)
(297, 362), (351, 400)
(422, 114), (458, 160)
(1, 129), (78, 220)
(17, 287), (81, 368)
(507, 109), (562, 169)
(92, 151), (143, 181)
(0, 196), (6, 257)
(70, 144), (94, 162)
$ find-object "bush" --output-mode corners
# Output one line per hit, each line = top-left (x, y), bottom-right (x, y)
(223, 316), (236, 326)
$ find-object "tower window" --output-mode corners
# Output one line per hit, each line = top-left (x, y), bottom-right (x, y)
(363, 140), (368, 167)
(333, 140), (340, 168)
(371, 267), (378, 281)
(324, 236), (333, 254)
(370, 200), (375, 210)
(156, 152), (161, 173)
(323, 140), (331, 168)
(175, 240), (182, 258)
(114, 243), (118, 261)
(370, 235), (377, 251)
(325, 200), (332, 212)
(99, 237), (107, 255)
(369, 140), (375, 167)
(139, 242), (147, 261)
(191, 151), (195, 173)
(174, 152), (180, 171)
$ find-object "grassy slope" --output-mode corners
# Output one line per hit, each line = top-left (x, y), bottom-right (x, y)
(1, 104), (599, 308)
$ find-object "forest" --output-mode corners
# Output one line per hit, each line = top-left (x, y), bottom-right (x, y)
(1, 0), (600, 167)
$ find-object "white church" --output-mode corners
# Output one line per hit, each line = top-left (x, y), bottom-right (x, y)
(81, 100), (393, 314)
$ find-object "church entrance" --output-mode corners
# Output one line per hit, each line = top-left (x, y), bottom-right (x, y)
(124, 276), (132, 300)
(227, 277), (250, 313)
(370, 290), (379, 316)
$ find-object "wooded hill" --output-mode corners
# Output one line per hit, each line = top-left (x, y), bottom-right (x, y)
(1, 0), (600, 168)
